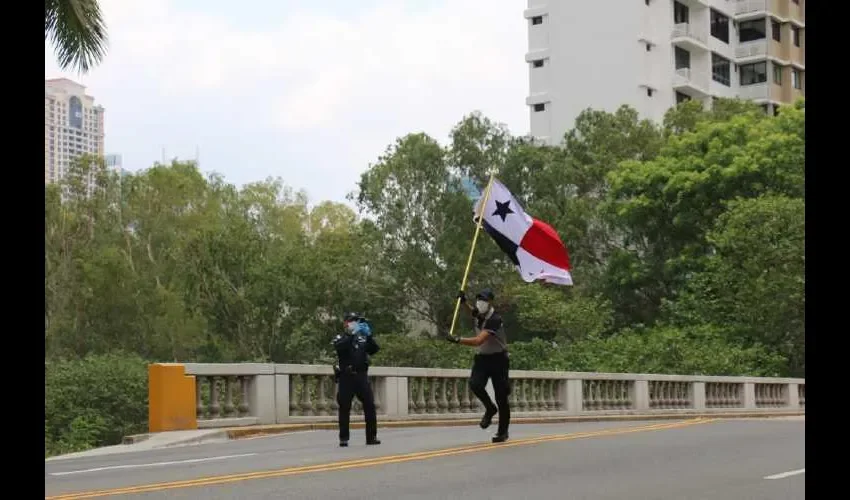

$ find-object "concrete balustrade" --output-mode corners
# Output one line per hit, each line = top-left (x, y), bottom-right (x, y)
(147, 363), (805, 432)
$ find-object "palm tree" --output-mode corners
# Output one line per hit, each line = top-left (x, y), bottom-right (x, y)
(45, 0), (109, 74)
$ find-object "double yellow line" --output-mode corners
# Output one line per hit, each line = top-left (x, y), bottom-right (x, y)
(46, 418), (716, 499)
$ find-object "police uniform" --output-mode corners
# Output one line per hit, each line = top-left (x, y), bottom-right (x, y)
(332, 313), (381, 447)
(468, 307), (511, 441)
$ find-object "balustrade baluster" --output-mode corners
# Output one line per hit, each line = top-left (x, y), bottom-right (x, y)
(462, 381), (473, 413)
(427, 378), (438, 413)
(224, 377), (236, 417)
(408, 379), (417, 414)
(372, 377), (382, 413)
(330, 376), (339, 414)
(449, 379), (461, 413)
(520, 379), (529, 411)
(209, 376), (220, 418)
(317, 377), (329, 416)
(289, 375), (300, 416)
(549, 379), (561, 411)
(301, 376), (314, 416)
(239, 377), (250, 416)
(416, 378), (427, 414)
(196, 379), (204, 419)
(528, 378), (543, 411)
(438, 378), (449, 413)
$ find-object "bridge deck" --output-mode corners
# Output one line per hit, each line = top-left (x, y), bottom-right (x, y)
(45, 417), (804, 499)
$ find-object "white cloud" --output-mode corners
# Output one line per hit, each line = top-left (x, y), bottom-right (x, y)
(45, 0), (530, 203)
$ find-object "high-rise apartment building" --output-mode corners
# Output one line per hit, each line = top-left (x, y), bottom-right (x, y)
(45, 78), (106, 185)
(524, 0), (805, 144)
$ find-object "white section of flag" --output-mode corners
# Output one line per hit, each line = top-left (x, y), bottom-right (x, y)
(516, 247), (574, 285)
(474, 179), (532, 244)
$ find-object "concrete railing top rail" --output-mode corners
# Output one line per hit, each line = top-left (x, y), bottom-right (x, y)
(183, 363), (805, 385)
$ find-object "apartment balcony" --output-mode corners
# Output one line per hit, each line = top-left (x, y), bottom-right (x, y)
(736, 40), (769, 60)
(738, 82), (771, 101)
(671, 23), (709, 52)
(735, 0), (768, 16)
(678, 0), (710, 7)
(735, 0), (805, 25)
(672, 67), (710, 97)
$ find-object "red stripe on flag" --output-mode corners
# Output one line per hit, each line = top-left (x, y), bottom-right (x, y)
(518, 219), (571, 271)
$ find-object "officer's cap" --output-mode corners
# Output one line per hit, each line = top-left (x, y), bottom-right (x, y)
(343, 311), (365, 322)
(476, 289), (495, 301)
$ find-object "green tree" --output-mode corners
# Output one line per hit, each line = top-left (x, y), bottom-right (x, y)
(666, 195), (805, 376)
(561, 325), (786, 376)
(603, 99), (804, 327)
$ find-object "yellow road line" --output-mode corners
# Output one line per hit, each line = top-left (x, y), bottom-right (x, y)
(46, 418), (716, 499)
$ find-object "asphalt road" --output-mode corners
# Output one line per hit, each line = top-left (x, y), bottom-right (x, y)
(45, 417), (804, 500)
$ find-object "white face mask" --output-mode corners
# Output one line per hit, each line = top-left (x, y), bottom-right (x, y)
(475, 300), (490, 314)
(346, 322), (358, 333)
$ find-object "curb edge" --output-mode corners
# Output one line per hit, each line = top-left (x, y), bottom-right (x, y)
(224, 411), (804, 439)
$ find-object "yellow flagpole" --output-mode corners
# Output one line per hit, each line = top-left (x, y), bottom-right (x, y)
(448, 171), (496, 338)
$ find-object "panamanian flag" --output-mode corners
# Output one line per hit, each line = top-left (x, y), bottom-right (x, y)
(465, 177), (573, 286)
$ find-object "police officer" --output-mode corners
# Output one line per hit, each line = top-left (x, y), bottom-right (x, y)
(446, 288), (511, 443)
(332, 312), (381, 447)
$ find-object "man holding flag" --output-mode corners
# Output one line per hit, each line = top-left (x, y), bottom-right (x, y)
(447, 288), (510, 443)
(446, 173), (573, 443)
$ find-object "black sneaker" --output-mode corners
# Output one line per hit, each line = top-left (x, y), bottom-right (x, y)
(480, 408), (497, 429)
(339, 440), (349, 447)
(491, 433), (509, 443)
(366, 438), (381, 445)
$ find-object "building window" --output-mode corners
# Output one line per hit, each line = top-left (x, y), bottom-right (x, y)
(673, 1), (689, 24)
(531, 16), (543, 25)
(645, 0), (650, 4)
(792, 26), (801, 47)
(712, 53), (731, 86)
(773, 64), (783, 84)
(533, 103), (546, 112)
(675, 46), (691, 69)
(646, 88), (654, 97)
(739, 19), (766, 43)
(792, 69), (802, 89)
(710, 9), (729, 43)
(645, 42), (652, 51)
(533, 59), (544, 68)
(772, 20), (781, 41)
(676, 91), (691, 104)
(740, 61), (767, 85)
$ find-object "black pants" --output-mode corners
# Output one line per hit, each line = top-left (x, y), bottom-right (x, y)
(469, 352), (511, 435)
(337, 371), (377, 441)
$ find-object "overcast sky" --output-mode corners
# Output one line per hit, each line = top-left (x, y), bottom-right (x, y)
(45, 0), (530, 206)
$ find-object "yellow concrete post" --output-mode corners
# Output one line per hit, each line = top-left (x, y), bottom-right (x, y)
(148, 363), (198, 432)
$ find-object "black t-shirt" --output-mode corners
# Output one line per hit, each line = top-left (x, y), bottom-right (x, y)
(475, 312), (506, 354)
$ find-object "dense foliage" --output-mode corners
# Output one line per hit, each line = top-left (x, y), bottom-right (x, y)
(44, 97), (805, 456)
